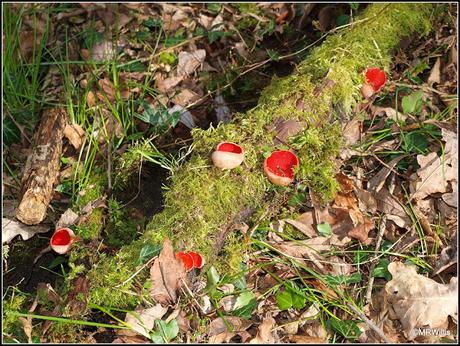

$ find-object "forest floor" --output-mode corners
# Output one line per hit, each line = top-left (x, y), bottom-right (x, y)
(2, 3), (458, 343)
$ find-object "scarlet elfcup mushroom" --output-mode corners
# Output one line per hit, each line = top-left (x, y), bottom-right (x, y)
(263, 150), (299, 186)
(361, 67), (387, 99)
(50, 228), (78, 254)
(211, 142), (244, 170)
(176, 251), (194, 272)
(188, 251), (204, 269)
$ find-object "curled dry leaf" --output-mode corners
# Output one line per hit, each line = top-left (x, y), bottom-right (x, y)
(385, 261), (458, 340)
(150, 238), (187, 305)
(156, 75), (184, 94)
(63, 123), (85, 150)
(2, 218), (49, 244)
(124, 304), (168, 338)
(412, 129), (457, 201)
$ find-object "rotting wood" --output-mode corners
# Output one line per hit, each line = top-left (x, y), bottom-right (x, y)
(16, 108), (67, 225)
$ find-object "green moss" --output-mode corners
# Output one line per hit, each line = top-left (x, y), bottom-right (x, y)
(105, 198), (142, 248)
(2, 291), (28, 337)
(83, 3), (433, 309)
(74, 173), (107, 240)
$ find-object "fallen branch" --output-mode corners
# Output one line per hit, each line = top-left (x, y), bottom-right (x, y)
(16, 108), (67, 225)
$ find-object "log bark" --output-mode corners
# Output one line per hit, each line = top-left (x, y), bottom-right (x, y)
(16, 108), (67, 225)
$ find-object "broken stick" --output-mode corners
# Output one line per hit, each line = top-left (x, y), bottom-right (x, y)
(16, 108), (67, 225)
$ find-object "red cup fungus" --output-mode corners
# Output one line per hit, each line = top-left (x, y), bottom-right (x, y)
(263, 150), (299, 186)
(361, 67), (387, 99)
(50, 228), (78, 254)
(188, 251), (204, 269)
(176, 251), (194, 272)
(211, 141), (244, 170)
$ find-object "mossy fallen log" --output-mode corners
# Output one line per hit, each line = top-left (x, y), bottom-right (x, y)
(79, 3), (433, 309)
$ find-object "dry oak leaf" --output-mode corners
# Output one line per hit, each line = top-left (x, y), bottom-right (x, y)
(412, 129), (457, 201)
(385, 261), (458, 340)
(150, 237), (187, 305)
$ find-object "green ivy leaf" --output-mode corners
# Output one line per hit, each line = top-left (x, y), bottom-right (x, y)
(275, 290), (292, 310)
(317, 222), (332, 236)
(401, 90), (424, 114)
(205, 266), (220, 291)
(371, 258), (392, 281)
(232, 298), (257, 319)
(291, 291), (306, 309)
(233, 291), (256, 311)
(402, 131), (429, 154)
(206, 3), (222, 14)
(207, 30), (234, 44)
(151, 319), (179, 343)
(324, 273), (362, 286)
(330, 319), (361, 340)
(137, 244), (162, 265)
(143, 18), (163, 29)
(267, 49), (280, 61)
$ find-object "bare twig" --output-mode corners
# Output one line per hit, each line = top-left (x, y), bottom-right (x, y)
(346, 302), (392, 343)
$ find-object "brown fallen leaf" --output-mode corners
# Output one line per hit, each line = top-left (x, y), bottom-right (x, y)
(249, 316), (277, 343)
(283, 211), (317, 238)
(348, 219), (374, 244)
(66, 275), (90, 315)
(2, 218), (49, 244)
(150, 238), (187, 305)
(63, 123), (85, 150)
(171, 89), (201, 107)
(385, 261), (458, 340)
(156, 75), (184, 94)
(208, 316), (252, 344)
(289, 335), (327, 343)
(124, 304), (168, 338)
(427, 57), (441, 86)
(367, 157), (403, 193)
(177, 50), (206, 77)
(375, 188), (411, 228)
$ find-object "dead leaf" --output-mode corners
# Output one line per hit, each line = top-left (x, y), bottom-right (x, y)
(375, 188), (411, 228)
(19, 31), (42, 61)
(249, 316), (277, 343)
(177, 50), (206, 77)
(371, 106), (408, 122)
(412, 152), (456, 200)
(91, 40), (116, 61)
(63, 123), (85, 150)
(150, 238), (187, 305)
(2, 218), (49, 244)
(385, 261), (458, 340)
(56, 208), (79, 230)
(214, 93), (232, 124)
(427, 57), (441, 86)
(87, 91), (96, 107)
(342, 119), (361, 147)
(208, 316), (252, 344)
(125, 304), (168, 338)
(171, 89), (201, 107)
(289, 335), (327, 343)
(367, 157), (403, 193)
(66, 276), (89, 315)
(271, 118), (306, 145)
(348, 219), (374, 244)
(156, 75), (184, 94)
(284, 212), (317, 238)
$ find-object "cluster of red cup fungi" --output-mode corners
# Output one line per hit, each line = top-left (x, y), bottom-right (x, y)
(175, 251), (205, 272)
